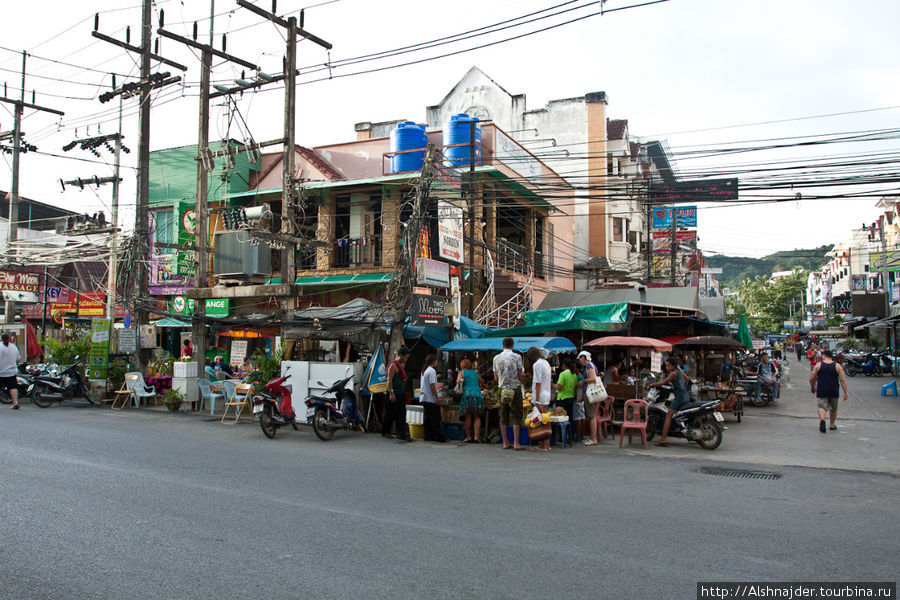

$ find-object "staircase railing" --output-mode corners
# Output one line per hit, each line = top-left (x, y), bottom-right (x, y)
(473, 233), (496, 324)
(479, 240), (533, 330)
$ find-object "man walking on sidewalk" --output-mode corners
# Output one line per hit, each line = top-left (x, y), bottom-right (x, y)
(809, 349), (849, 433)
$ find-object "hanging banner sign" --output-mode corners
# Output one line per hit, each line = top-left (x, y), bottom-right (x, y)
(229, 340), (248, 367)
(88, 319), (112, 382)
(176, 201), (197, 276)
(171, 296), (230, 317)
(0, 270), (40, 293)
(437, 199), (464, 264)
(362, 346), (388, 394)
(650, 178), (738, 204)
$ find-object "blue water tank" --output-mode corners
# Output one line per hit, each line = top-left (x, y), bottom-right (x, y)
(390, 121), (427, 173)
(443, 113), (481, 167)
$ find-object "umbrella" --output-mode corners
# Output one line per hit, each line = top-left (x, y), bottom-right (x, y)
(737, 314), (753, 350)
(584, 335), (672, 352)
(675, 336), (746, 349)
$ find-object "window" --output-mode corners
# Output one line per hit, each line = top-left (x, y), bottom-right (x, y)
(154, 209), (175, 251)
(628, 230), (639, 251)
(612, 218), (624, 242)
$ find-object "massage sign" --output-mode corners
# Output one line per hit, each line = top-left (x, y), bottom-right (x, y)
(411, 293), (445, 327)
(0, 270), (40, 293)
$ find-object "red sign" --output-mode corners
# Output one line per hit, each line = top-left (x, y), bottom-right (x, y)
(78, 292), (106, 317)
(0, 270), (40, 293)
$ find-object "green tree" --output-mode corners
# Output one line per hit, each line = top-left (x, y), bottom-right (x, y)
(736, 269), (807, 333)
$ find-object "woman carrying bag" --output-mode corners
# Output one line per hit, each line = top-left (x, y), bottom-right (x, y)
(457, 359), (485, 443)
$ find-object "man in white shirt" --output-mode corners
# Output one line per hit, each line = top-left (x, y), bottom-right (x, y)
(526, 346), (552, 451)
(420, 354), (448, 443)
(0, 333), (22, 410)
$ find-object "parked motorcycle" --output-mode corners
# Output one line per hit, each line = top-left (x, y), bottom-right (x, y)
(32, 359), (95, 407)
(306, 376), (365, 441)
(0, 364), (37, 404)
(251, 367), (299, 439)
(844, 353), (882, 377)
(645, 385), (724, 450)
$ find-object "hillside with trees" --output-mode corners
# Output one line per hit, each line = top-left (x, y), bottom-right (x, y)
(706, 245), (832, 290)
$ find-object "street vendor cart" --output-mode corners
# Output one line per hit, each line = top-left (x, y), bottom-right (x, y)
(674, 336), (746, 422)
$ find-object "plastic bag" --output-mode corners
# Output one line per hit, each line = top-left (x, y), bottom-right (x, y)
(526, 406), (542, 427)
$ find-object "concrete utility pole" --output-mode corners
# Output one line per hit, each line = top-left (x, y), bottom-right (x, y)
(92, 1), (186, 368)
(0, 51), (64, 324)
(108, 98), (123, 322)
(156, 13), (260, 376)
(234, 1), (332, 310)
(467, 120), (477, 319)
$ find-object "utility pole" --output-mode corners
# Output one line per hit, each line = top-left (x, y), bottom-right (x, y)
(93, 2), (185, 369)
(645, 192), (652, 282)
(156, 11), (259, 376)
(1, 51), (64, 324)
(234, 1), (332, 312)
(108, 98), (123, 322)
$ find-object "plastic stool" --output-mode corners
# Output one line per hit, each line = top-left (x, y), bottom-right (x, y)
(551, 421), (573, 448)
(881, 381), (897, 397)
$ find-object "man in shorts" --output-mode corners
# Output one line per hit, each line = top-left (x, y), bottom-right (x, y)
(810, 349), (849, 433)
(493, 337), (526, 450)
(0, 332), (22, 410)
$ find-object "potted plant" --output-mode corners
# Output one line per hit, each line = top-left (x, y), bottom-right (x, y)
(163, 388), (184, 412)
(245, 347), (283, 394)
(108, 359), (129, 394)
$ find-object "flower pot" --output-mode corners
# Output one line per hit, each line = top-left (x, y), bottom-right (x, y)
(166, 400), (182, 412)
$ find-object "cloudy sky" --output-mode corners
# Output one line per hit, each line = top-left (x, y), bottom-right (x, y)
(1, 0), (898, 258)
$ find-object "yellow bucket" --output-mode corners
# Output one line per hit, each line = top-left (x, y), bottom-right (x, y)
(408, 423), (425, 440)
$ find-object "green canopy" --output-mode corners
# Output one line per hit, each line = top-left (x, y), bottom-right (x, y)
(737, 314), (753, 350)
(485, 302), (630, 337)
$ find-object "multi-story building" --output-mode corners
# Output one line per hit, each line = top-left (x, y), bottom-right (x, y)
(355, 67), (677, 288)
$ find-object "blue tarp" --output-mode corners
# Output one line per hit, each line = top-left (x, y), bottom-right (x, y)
(441, 336), (576, 354)
(404, 316), (488, 349)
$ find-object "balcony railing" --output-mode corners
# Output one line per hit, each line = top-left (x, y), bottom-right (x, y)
(334, 236), (382, 268)
(497, 240), (530, 276)
(297, 244), (318, 270)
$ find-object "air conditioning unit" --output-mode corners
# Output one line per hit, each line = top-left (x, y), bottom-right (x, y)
(214, 231), (272, 278)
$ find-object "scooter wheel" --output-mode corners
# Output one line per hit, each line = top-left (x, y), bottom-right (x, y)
(645, 413), (661, 442)
(259, 406), (278, 439)
(312, 407), (334, 441)
(32, 383), (53, 408)
(696, 419), (723, 450)
(0, 389), (11, 404)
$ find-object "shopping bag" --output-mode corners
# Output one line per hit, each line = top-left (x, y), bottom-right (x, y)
(585, 381), (607, 404)
(526, 406), (542, 426)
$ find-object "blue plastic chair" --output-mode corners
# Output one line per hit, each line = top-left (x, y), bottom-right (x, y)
(551, 420), (573, 448)
(198, 379), (225, 415)
(881, 381), (897, 397)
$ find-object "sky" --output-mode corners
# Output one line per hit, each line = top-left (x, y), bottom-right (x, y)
(1, 0), (899, 259)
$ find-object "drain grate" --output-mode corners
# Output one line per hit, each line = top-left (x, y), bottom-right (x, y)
(698, 466), (782, 480)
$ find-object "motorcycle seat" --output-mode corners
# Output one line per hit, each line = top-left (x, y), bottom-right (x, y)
(675, 401), (707, 412)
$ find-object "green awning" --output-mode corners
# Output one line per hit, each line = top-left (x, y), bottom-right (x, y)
(485, 302), (631, 337)
(295, 273), (393, 287)
(153, 317), (191, 327)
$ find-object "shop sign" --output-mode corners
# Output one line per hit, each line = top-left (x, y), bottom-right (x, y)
(650, 178), (737, 204)
(171, 296), (229, 317)
(88, 319), (112, 382)
(0, 270), (39, 293)
(410, 293), (445, 327)
(651, 206), (697, 229)
(869, 250), (900, 273)
(230, 340), (248, 367)
(416, 257), (450, 288)
(176, 201), (197, 276)
(833, 294), (852, 314)
(118, 328), (137, 353)
(751, 339), (766, 350)
(78, 292), (106, 317)
(437, 199), (464, 264)
(850, 275), (867, 292)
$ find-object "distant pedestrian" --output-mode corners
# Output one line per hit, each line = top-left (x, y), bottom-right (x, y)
(551, 357), (578, 421)
(0, 333), (21, 410)
(755, 352), (779, 402)
(796, 343), (804, 362)
(383, 346), (411, 442)
(493, 337), (526, 450)
(577, 350), (600, 446)
(181, 338), (193, 359)
(809, 349), (849, 433)
(421, 354), (448, 443)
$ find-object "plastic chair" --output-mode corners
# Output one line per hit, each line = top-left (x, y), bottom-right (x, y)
(551, 421), (573, 448)
(113, 372), (157, 409)
(619, 399), (648, 449)
(594, 396), (615, 442)
(198, 379), (225, 416)
(881, 381), (897, 397)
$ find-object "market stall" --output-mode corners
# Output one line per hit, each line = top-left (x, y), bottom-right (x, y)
(674, 335), (746, 421)
(583, 335), (672, 417)
(439, 336), (577, 442)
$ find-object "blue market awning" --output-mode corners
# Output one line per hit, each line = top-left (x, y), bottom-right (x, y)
(441, 336), (576, 354)
(404, 316), (487, 348)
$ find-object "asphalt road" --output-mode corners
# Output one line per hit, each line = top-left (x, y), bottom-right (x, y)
(1, 368), (898, 600)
